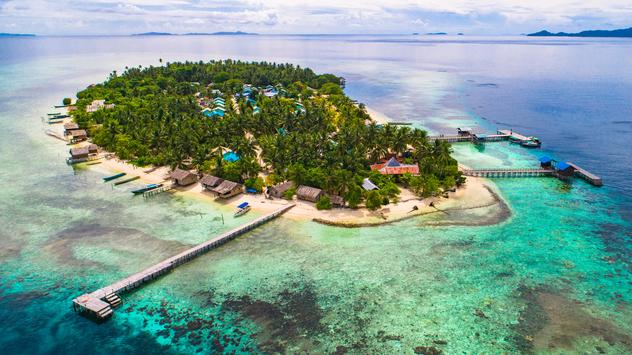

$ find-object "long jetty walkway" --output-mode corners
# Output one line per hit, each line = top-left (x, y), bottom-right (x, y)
(72, 204), (296, 320)
(461, 168), (554, 178)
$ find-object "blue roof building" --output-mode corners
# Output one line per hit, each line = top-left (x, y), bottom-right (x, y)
(539, 156), (553, 164)
(223, 151), (240, 162)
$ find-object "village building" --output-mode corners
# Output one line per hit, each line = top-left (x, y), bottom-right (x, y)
(69, 129), (88, 143)
(328, 194), (344, 207)
(170, 169), (198, 186)
(539, 156), (553, 168)
(86, 100), (115, 113)
(87, 144), (99, 154)
(200, 175), (224, 191)
(296, 185), (323, 203)
(370, 157), (419, 175)
(555, 162), (576, 179)
(362, 178), (379, 191)
(267, 181), (294, 198)
(63, 122), (80, 136)
(211, 180), (243, 199)
(69, 147), (89, 160)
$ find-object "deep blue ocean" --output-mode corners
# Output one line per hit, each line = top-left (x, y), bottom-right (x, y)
(1, 35), (631, 354)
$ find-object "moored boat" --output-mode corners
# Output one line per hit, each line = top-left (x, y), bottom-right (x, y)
(131, 183), (162, 195)
(234, 202), (251, 217)
(103, 172), (126, 181)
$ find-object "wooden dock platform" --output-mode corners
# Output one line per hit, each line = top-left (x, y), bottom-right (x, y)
(497, 129), (530, 141)
(143, 184), (173, 198)
(461, 168), (554, 178)
(72, 204), (296, 321)
(568, 163), (603, 186)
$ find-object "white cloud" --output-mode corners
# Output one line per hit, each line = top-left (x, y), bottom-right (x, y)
(0, 0), (631, 35)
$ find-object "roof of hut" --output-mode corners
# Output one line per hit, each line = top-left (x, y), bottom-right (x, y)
(362, 178), (379, 191)
(214, 180), (241, 194)
(329, 195), (344, 206)
(296, 185), (322, 200)
(71, 129), (87, 137)
(539, 156), (553, 164)
(64, 122), (79, 130)
(270, 181), (294, 193)
(170, 168), (195, 180)
(556, 162), (573, 171)
(70, 147), (89, 156)
(200, 175), (224, 187)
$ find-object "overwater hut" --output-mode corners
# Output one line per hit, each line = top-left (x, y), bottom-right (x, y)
(370, 157), (419, 175)
(362, 178), (379, 191)
(200, 175), (224, 191)
(70, 129), (88, 143)
(329, 194), (344, 207)
(267, 181), (294, 198)
(212, 180), (243, 199)
(170, 169), (198, 186)
(539, 156), (553, 168)
(64, 122), (80, 135)
(555, 162), (575, 179)
(69, 147), (89, 160)
(457, 127), (473, 136)
(296, 185), (323, 203)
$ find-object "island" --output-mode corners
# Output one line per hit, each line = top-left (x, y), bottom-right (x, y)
(528, 27), (632, 37)
(185, 31), (257, 36)
(0, 33), (36, 37)
(132, 32), (173, 36)
(61, 60), (505, 226)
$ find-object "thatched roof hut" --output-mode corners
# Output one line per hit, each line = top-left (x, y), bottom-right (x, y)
(87, 144), (98, 154)
(329, 194), (344, 207)
(70, 129), (87, 141)
(64, 122), (79, 135)
(200, 175), (224, 190)
(212, 180), (243, 199)
(296, 185), (323, 203)
(69, 147), (89, 159)
(267, 181), (294, 198)
(170, 168), (198, 186)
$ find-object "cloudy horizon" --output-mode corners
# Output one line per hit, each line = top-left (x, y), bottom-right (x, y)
(1, 0), (631, 36)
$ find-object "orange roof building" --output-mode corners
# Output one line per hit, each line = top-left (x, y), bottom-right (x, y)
(370, 157), (419, 175)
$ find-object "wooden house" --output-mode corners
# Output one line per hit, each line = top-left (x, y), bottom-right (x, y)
(329, 194), (344, 207)
(64, 122), (80, 136)
(212, 180), (243, 199)
(555, 162), (575, 179)
(267, 181), (294, 198)
(296, 185), (323, 203)
(70, 129), (88, 143)
(539, 156), (553, 168)
(170, 169), (198, 186)
(200, 175), (224, 191)
(87, 144), (98, 154)
(69, 147), (89, 160)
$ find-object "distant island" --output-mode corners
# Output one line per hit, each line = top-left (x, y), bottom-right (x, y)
(528, 27), (632, 38)
(132, 31), (257, 36)
(186, 31), (257, 36)
(132, 32), (173, 36)
(0, 33), (35, 37)
(427, 32), (448, 35)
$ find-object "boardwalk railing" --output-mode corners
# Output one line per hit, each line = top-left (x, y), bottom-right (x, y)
(72, 203), (296, 320)
(461, 168), (554, 178)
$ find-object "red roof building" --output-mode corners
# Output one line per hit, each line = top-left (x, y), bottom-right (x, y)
(370, 157), (419, 175)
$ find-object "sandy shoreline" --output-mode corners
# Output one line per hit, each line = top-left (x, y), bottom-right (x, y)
(60, 105), (509, 228)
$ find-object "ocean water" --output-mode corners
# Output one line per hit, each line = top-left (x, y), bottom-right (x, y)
(1, 35), (631, 354)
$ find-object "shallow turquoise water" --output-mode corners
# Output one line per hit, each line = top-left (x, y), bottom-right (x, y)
(1, 36), (631, 354)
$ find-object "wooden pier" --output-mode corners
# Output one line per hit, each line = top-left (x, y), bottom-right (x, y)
(461, 168), (554, 178)
(143, 184), (173, 198)
(567, 163), (603, 186)
(72, 204), (296, 321)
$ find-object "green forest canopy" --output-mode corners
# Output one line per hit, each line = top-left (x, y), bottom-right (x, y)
(72, 60), (463, 207)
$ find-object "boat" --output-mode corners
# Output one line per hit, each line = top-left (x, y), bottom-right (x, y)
(521, 137), (541, 148)
(47, 112), (62, 116)
(102, 172), (126, 181)
(131, 183), (162, 195)
(234, 202), (251, 217)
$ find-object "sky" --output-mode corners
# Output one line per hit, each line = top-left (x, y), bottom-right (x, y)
(1, 0), (631, 36)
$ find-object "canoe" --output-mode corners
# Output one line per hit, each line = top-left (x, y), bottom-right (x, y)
(114, 176), (140, 185)
(234, 202), (251, 217)
(103, 172), (126, 181)
(47, 112), (62, 116)
(131, 183), (162, 195)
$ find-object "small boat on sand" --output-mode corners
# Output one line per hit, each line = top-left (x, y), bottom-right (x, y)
(234, 202), (251, 217)
(103, 172), (126, 182)
(131, 183), (163, 195)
